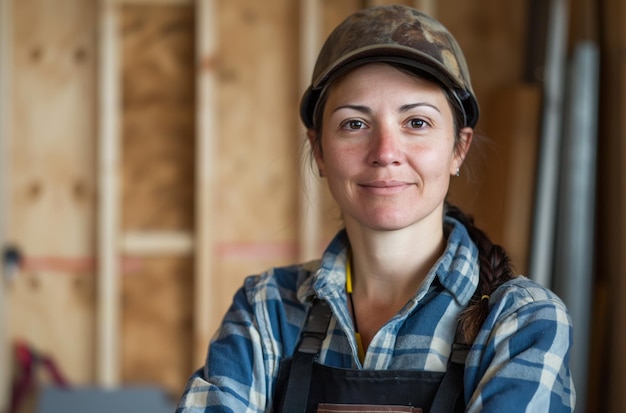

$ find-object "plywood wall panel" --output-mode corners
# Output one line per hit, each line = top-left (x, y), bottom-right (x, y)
(7, 0), (98, 384)
(121, 5), (196, 231)
(10, 0), (98, 256)
(216, 0), (299, 246)
(118, 4), (195, 393)
(121, 257), (193, 396)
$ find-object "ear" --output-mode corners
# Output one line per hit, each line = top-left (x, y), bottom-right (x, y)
(307, 129), (325, 177)
(451, 127), (473, 175)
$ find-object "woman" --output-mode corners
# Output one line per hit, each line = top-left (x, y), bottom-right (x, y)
(177, 5), (575, 412)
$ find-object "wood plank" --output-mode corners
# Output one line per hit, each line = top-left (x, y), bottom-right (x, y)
(121, 231), (194, 256)
(194, 0), (218, 367)
(298, 0), (322, 263)
(97, 0), (122, 387)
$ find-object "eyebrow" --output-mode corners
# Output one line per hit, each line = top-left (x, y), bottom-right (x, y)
(332, 102), (441, 114)
(399, 102), (441, 113)
(332, 104), (371, 115)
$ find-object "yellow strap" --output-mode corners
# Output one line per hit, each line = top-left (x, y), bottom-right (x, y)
(355, 332), (365, 363)
(346, 254), (354, 294)
(346, 254), (365, 363)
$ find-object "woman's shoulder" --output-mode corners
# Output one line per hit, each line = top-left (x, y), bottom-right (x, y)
(467, 279), (575, 411)
(487, 275), (571, 324)
(492, 275), (566, 304)
(241, 259), (322, 303)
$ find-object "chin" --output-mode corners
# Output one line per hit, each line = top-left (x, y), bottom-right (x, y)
(357, 207), (440, 232)
(361, 214), (418, 232)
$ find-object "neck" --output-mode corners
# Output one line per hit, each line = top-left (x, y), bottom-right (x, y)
(344, 219), (446, 304)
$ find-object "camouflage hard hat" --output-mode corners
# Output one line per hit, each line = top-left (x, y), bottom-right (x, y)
(300, 5), (479, 129)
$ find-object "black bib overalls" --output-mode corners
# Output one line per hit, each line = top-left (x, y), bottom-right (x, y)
(273, 298), (468, 413)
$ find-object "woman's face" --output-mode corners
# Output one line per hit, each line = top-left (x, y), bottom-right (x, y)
(311, 63), (472, 233)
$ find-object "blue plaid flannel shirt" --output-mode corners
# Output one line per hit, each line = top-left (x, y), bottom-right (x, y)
(177, 218), (575, 412)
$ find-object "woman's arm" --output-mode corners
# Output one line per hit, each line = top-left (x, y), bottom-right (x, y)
(176, 269), (307, 412)
(176, 285), (271, 412)
(464, 279), (575, 412)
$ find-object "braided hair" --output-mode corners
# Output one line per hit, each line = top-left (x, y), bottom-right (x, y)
(445, 202), (515, 343)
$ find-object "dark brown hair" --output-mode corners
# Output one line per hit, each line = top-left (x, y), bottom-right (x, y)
(445, 203), (515, 343)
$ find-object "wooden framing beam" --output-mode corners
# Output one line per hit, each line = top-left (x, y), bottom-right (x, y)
(121, 231), (194, 256)
(193, 0), (218, 367)
(298, 0), (322, 262)
(97, 0), (122, 388)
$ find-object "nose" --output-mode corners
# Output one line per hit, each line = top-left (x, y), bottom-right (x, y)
(367, 126), (403, 166)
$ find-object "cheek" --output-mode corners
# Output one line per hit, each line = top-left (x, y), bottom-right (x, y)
(413, 147), (455, 176)
(323, 151), (351, 181)
(320, 140), (356, 173)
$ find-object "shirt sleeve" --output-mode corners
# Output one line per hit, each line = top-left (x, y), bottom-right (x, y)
(175, 285), (270, 413)
(464, 281), (576, 412)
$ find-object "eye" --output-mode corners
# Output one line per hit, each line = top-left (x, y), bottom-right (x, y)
(408, 118), (429, 129)
(341, 119), (367, 130)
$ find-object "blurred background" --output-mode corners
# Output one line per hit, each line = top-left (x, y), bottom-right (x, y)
(0, 0), (623, 412)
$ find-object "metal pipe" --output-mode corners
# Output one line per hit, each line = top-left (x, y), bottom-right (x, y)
(553, 41), (599, 412)
(528, 0), (570, 287)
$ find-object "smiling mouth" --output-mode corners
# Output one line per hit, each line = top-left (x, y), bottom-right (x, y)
(359, 181), (414, 195)
(361, 181), (410, 188)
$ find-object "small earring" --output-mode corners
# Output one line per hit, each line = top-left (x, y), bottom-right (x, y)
(318, 169), (324, 177)
(455, 167), (460, 177)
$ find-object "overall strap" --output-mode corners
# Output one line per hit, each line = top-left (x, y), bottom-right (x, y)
(429, 331), (470, 413)
(280, 298), (333, 412)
